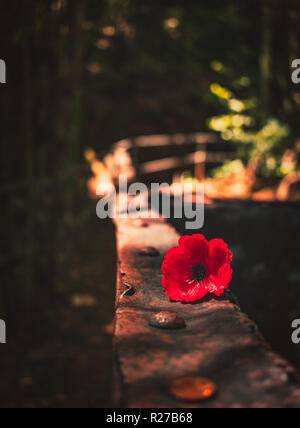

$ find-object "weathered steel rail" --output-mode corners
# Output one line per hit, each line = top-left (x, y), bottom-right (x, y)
(113, 213), (300, 408)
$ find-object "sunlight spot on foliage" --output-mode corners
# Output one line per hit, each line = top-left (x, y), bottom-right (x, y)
(211, 61), (224, 72)
(237, 76), (251, 87)
(210, 83), (232, 100)
(229, 99), (245, 113)
(266, 156), (277, 171)
(91, 161), (106, 176)
(96, 39), (111, 50)
(103, 321), (115, 335)
(208, 114), (253, 132)
(278, 150), (297, 176)
(293, 92), (300, 104)
(84, 149), (114, 198)
(51, 0), (65, 12)
(84, 148), (96, 163)
(212, 160), (245, 179)
(165, 18), (180, 29)
(232, 115), (247, 127)
(222, 130), (233, 141)
(103, 26), (116, 37)
(87, 63), (102, 74)
(71, 294), (97, 308)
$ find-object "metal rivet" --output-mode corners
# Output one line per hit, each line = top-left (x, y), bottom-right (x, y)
(133, 219), (149, 228)
(139, 247), (160, 257)
(149, 311), (186, 330)
(170, 377), (217, 402)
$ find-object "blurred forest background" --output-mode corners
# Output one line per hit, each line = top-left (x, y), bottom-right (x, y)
(0, 0), (300, 408)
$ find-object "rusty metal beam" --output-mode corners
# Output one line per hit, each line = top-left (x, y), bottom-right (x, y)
(113, 214), (300, 408)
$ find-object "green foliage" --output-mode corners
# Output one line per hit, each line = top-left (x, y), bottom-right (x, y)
(208, 76), (293, 178)
(212, 160), (245, 179)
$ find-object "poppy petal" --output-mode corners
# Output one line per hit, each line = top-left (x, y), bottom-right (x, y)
(179, 234), (209, 265)
(161, 234), (233, 303)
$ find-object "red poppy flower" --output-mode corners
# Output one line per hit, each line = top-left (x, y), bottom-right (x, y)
(162, 234), (233, 303)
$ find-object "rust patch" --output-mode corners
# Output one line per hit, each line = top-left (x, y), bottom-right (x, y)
(123, 350), (169, 383)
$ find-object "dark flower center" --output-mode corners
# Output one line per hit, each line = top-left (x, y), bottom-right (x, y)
(193, 263), (207, 283)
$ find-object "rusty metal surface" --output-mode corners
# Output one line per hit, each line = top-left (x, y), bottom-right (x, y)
(113, 214), (300, 408)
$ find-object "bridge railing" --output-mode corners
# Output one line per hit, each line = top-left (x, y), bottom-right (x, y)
(104, 132), (235, 184)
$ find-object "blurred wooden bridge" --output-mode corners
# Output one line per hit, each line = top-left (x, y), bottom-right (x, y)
(103, 131), (235, 185)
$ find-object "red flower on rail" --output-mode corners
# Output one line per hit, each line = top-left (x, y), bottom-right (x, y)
(162, 234), (233, 303)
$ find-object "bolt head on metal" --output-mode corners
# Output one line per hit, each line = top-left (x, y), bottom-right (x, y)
(133, 219), (149, 228)
(170, 377), (217, 402)
(149, 311), (186, 330)
(139, 247), (160, 257)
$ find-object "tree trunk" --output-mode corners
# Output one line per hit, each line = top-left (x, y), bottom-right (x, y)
(64, 0), (86, 203)
(260, 0), (273, 121)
